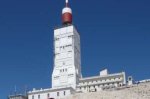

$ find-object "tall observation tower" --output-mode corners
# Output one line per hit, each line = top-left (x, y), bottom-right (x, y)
(27, 0), (127, 99)
(52, 0), (82, 89)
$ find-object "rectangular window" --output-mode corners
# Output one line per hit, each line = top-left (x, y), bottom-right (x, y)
(57, 92), (59, 96)
(47, 93), (50, 98)
(32, 95), (34, 99)
(65, 69), (67, 72)
(38, 95), (40, 99)
(64, 91), (66, 96)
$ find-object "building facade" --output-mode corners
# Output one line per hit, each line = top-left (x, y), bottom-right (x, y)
(52, 25), (81, 89)
(77, 72), (126, 93)
(28, 87), (75, 99)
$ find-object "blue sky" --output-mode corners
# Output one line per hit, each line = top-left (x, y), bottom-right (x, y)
(0, 0), (150, 98)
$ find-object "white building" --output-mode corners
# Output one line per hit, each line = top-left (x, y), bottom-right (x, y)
(28, 87), (75, 99)
(52, 25), (81, 89)
(28, 0), (127, 99)
(77, 72), (126, 93)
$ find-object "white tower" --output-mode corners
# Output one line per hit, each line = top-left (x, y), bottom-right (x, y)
(52, 0), (81, 89)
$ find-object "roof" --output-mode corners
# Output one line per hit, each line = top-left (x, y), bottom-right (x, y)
(28, 87), (75, 95)
(80, 72), (125, 82)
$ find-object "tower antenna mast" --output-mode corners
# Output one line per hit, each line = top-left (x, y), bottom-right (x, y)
(66, 0), (69, 7)
(62, 0), (72, 25)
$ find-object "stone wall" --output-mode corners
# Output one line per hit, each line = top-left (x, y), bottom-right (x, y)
(64, 82), (150, 99)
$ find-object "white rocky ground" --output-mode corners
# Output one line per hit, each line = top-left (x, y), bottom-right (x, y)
(65, 82), (150, 99)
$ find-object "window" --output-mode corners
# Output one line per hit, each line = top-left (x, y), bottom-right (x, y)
(55, 37), (60, 41)
(54, 76), (59, 79)
(68, 35), (74, 38)
(38, 95), (40, 99)
(65, 68), (67, 72)
(64, 91), (66, 96)
(47, 93), (50, 98)
(32, 95), (34, 99)
(119, 84), (122, 86)
(57, 92), (59, 96)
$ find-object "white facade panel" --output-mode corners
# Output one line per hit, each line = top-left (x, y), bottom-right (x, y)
(52, 25), (81, 89)
(28, 88), (74, 99)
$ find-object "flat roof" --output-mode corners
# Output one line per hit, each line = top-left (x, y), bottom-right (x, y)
(80, 72), (125, 81)
(28, 87), (75, 95)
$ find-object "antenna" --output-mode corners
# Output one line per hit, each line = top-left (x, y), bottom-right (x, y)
(24, 85), (28, 95)
(66, 0), (69, 7)
(66, 0), (68, 3)
(62, 0), (72, 25)
(14, 85), (17, 95)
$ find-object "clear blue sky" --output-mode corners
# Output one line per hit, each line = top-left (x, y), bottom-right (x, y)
(0, 0), (150, 98)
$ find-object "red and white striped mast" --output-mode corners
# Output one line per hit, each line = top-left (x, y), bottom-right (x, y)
(62, 0), (72, 25)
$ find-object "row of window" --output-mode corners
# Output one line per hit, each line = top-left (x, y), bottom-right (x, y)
(57, 91), (66, 96)
(54, 76), (59, 79)
(59, 44), (72, 50)
(54, 73), (74, 79)
(32, 93), (50, 99)
(79, 82), (122, 90)
(80, 77), (123, 84)
(55, 45), (73, 53)
(32, 91), (66, 99)
(55, 50), (72, 55)
(55, 35), (74, 41)
(60, 68), (67, 73)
